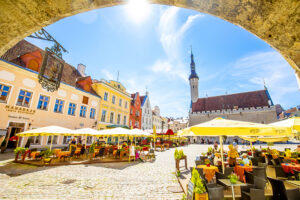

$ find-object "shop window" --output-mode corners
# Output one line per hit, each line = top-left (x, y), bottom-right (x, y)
(16, 89), (32, 107)
(80, 105), (87, 117)
(87, 136), (93, 144)
(68, 103), (76, 116)
(101, 110), (106, 122)
(0, 84), (11, 103)
(47, 136), (58, 144)
(54, 99), (64, 113)
(82, 96), (89, 105)
(90, 108), (96, 119)
(63, 136), (71, 144)
(37, 95), (49, 110)
(30, 136), (40, 144)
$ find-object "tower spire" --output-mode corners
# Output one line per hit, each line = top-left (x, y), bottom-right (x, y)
(189, 46), (199, 103)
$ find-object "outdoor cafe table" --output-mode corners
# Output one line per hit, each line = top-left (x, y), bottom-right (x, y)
(218, 179), (247, 200)
(234, 165), (253, 183)
(197, 165), (219, 182)
(286, 180), (300, 187)
(281, 163), (300, 174)
(58, 151), (70, 159)
(30, 151), (40, 159)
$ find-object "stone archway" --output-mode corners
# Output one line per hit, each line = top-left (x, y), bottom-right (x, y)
(0, 0), (299, 76)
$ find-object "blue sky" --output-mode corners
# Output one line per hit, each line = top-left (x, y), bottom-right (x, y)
(26, 3), (300, 118)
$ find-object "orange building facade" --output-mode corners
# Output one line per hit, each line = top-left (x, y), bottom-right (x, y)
(129, 92), (142, 129)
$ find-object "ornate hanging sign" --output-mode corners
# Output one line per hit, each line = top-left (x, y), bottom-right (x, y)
(28, 28), (68, 92)
(39, 48), (64, 92)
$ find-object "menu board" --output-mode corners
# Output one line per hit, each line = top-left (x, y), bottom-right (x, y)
(187, 180), (194, 200)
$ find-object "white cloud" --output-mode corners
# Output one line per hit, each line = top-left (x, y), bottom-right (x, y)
(229, 51), (300, 108)
(101, 69), (114, 80)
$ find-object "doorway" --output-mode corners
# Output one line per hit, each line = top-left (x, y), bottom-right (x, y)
(6, 122), (25, 149)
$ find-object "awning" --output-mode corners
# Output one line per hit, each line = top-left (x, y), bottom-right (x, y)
(16, 126), (76, 137)
(269, 117), (300, 133)
(179, 118), (292, 136)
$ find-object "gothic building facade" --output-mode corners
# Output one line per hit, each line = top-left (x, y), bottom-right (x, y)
(188, 50), (278, 126)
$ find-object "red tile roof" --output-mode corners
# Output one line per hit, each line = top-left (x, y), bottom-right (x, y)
(192, 90), (271, 112)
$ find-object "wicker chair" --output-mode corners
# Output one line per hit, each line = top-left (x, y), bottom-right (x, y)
(267, 176), (300, 200)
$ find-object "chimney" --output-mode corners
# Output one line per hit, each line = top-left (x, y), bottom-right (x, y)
(77, 64), (86, 77)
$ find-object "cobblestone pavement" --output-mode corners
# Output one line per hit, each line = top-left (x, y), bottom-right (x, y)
(0, 143), (298, 200)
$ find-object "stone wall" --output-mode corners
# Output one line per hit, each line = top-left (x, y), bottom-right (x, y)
(0, 0), (299, 75)
(189, 106), (278, 126)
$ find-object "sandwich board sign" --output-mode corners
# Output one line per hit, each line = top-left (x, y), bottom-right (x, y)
(187, 180), (194, 200)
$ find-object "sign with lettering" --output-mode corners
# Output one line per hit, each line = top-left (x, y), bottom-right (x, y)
(187, 180), (194, 200)
(5, 105), (36, 115)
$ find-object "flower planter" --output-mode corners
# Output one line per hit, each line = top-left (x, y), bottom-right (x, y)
(206, 164), (210, 167)
(195, 193), (208, 200)
(43, 158), (52, 165)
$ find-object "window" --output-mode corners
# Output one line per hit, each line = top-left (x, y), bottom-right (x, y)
(90, 108), (96, 119)
(112, 96), (115, 104)
(16, 90), (32, 107)
(82, 96), (89, 105)
(125, 101), (128, 108)
(54, 99), (64, 113)
(129, 120), (132, 126)
(119, 98), (122, 106)
(47, 136), (58, 144)
(0, 84), (11, 103)
(136, 110), (139, 117)
(130, 109), (133, 114)
(87, 136), (93, 144)
(104, 92), (108, 101)
(117, 114), (121, 124)
(63, 136), (71, 144)
(123, 116), (127, 125)
(37, 95), (49, 110)
(135, 121), (139, 128)
(101, 110), (106, 122)
(80, 105), (87, 117)
(110, 112), (114, 123)
(68, 103), (76, 116)
(30, 136), (40, 144)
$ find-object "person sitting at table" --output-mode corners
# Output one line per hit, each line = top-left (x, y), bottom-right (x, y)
(70, 138), (76, 145)
(228, 144), (239, 167)
(242, 153), (250, 166)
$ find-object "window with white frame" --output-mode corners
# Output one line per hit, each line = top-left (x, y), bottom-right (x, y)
(0, 84), (11, 103)
(80, 105), (87, 117)
(68, 103), (76, 116)
(16, 89), (32, 107)
(119, 98), (122, 106)
(125, 101), (128, 108)
(30, 136), (40, 144)
(90, 108), (96, 119)
(117, 114), (121, 124)
(110, 112), (114, 123)
(104, 92), (108, 101)
(112, 96), (116, 104)
(101, 110), (106, 122)
(123, 116), (127, 125)
(54, 99), (64, 113)
(37, 95), (50, 110)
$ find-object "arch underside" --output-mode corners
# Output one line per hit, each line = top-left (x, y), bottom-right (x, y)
(0, 0), (299, 74)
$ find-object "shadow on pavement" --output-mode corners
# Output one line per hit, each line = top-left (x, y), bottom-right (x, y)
(83, 160), (142, 170)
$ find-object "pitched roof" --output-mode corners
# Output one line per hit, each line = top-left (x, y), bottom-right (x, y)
(140, 95), (146, 106)
(1, 40), (82, 87)
(191, 90), (272, 112)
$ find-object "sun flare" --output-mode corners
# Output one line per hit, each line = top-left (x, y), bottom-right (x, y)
(125, 0), (151, 24)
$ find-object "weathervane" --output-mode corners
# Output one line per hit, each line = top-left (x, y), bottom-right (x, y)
(28, 28), (68, 92)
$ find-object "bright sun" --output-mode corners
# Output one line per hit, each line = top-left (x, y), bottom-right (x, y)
(125, 0), (151, 24)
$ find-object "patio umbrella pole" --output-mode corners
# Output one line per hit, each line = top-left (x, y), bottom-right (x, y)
(50, 135), (54, 150)
(16, 137), (20, 148)
(117, 136), (119, 149)
(219, 135), (224, 174)
(250, 141), (254, 157)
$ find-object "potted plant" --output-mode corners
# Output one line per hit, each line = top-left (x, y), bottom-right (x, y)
(14, 147), (27, 161)
(1, 138), (6, 153)
(207, 147), (212, 156)
(41, 148), (53, 165)
(89, 143), (95, 159)
(191, 168), (208, 200)
(204, 158), (210, 167)
(228, 173), (239, 184)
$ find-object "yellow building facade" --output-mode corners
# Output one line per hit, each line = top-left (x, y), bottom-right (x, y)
(92, 80), (131, 130)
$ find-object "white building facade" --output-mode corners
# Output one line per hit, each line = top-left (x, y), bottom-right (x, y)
(140, 92), (152, 130)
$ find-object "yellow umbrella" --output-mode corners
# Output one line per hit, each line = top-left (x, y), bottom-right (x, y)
(270, 117), (300, 134)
